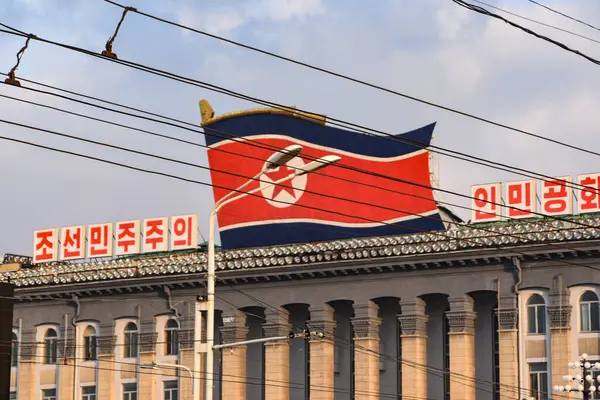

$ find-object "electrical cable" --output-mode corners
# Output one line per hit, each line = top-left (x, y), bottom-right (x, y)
(471, 0), (600, 44)
(4, 115), (600, 277)
(454, 0), (600, 67)
(2, 25), (600, 209)
(528, 0), (600, 34)
(1, 351), (436, 399)
(217, 280), (532, 398)
(99, 0), (600, 162)
(3, 72), (600, 233)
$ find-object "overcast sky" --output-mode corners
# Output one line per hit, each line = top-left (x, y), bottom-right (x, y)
(1, 0), (600, 256)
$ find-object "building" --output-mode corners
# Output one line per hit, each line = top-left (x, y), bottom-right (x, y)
(3, 215), (600, 400)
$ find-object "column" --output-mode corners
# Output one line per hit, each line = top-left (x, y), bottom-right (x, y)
(97, 334), (116, 400)
(17, 340), (37, 400)
(179, 328), (198, 400)
(308, 304), (336, 400)
(351, 301), (381, 400)
(262, 308), (291, 400)
(548, 284), (572, 400)
(57, 338), (74, 400)
(496, 296), (519, 400)
(219, 310), (248, 400)
(398, 298), (429, 400)
(138, 327), (158, 400)
(446, 295), (477, 400)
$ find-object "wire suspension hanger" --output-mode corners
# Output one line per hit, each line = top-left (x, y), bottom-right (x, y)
(101, 6), (136, 59)
(4, 35), (35, 87)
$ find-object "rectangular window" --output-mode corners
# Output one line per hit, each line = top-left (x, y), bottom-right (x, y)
(82, 386), (96, 400)
(582, 303), (592, 331)
(164, 380), (178, 400)
(85, 336), (97, 361)
(529, 363), (548, 400)
(166, 329), (179, 356)
(123, 383), (137, 400)
(45, 340), (57, 364)
(592, 302), (600, 331)
(125, 332), (138, 358)
(527, 307), (537, 333)
(42, 388), (57, 400)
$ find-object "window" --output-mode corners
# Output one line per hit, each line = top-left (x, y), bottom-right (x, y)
(123, 383), (137, 400)
(165, 319), (179, 356)
(527, 294), (546, 334)
(124, 322), (138, 358)
(581, 291), (600, 332)
(164, 381), (178, 400)
(443, 307), (450, 400)
(84, 326), (97, 361)
(44, 329), (58, 364)
(82, 386), (96, 400)
(492, 310), (500, 400)
(11, 332), (18, 367)
(529, 363), (548, 400)
(42, 388), (57, 400)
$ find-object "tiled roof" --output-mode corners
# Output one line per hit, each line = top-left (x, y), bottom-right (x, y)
(2, 216), (600, 288)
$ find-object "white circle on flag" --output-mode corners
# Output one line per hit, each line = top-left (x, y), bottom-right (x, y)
(260, 156), (308, 208)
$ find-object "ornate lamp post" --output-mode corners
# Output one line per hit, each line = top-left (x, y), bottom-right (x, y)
(553, 353), (600, 399)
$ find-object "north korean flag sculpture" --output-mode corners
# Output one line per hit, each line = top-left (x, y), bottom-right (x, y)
(200, 100), (445, 249)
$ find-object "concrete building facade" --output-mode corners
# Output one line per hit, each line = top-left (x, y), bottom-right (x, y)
(3, 217), (600, 399)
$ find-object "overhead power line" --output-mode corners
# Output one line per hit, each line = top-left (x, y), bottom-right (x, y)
(99, 0), (597, 159)
(6, 88), (600, 271)
(472, 0), (600, 44)
(528, 0), (600, 33)
(3, 25), (600, 223)
(4, 71), (600, 233)
(454, 0), (600, 67)
(4, 115), (600, 279)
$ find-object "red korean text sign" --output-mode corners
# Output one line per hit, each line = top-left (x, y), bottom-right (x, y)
(577, 173), (600, 214)
(471, 184), (501, 223)
(541, 176), (572, 216)
(170, 214), (198, 251)
(33, 229), (58, 264)
(87, 223), (114, 258)
(115, 220), (140, 256)
(142, 217), (169, 253)
(60, 225), (85, 261)
(504, 180), (536, 219)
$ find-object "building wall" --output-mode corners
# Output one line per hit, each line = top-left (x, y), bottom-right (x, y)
(8, 253), (600, 399)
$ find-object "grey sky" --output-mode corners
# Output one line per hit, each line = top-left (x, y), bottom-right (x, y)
(1, 0), (600, 256)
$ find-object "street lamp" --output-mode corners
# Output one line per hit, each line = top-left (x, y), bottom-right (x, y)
(140, 361), (194, 394)
(553, 353), (600, 399)
(205, 145), (340, 400)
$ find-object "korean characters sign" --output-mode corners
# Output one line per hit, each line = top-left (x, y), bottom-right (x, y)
(471, 176), (581, 223)
(33, 214), (198, 264)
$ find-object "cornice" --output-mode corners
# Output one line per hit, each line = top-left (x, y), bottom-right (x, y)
(3, 217), (600, 292)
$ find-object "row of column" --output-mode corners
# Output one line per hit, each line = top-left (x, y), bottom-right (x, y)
(217, 295), (521, 400)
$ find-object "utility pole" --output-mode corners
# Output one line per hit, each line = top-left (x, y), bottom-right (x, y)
(553, 353), (600, 399)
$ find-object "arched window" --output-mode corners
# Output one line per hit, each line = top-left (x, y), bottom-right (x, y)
(124, 322), (138, 358)
(83, 326), (97, 361)
(165, 319), (179, 356)
(527, 294), (546, 334)
(580, 291), (600, 332)
(11, 332), (18, 367)
(44, 328), (58, 364)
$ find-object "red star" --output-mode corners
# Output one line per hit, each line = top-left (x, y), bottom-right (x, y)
(265, 166), (295, 199)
